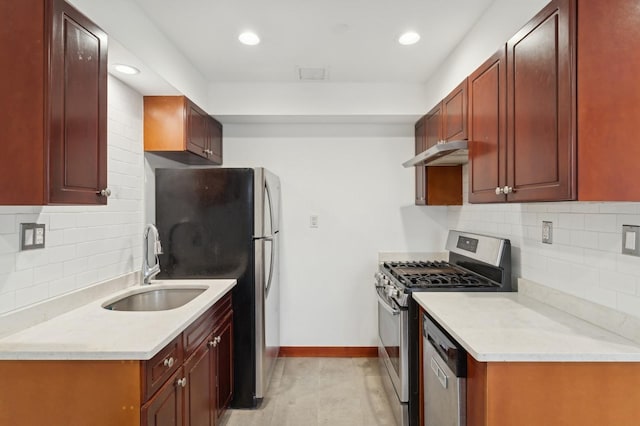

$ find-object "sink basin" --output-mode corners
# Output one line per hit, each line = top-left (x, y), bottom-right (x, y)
(103, 287), (206, 311)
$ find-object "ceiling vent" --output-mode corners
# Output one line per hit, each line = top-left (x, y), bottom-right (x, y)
(297, 67), (328, 81)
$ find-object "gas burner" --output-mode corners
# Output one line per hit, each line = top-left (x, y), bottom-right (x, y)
(382, 260), (499, 290)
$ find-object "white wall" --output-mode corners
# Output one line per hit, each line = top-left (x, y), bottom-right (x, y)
(0, 76), (144, 314)
(422, 0), (550, 109)
(222, 122), (448, 345)
(450, 166), (640, 319)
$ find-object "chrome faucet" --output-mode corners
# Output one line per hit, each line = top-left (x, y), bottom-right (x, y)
(142, 224), (162, 285)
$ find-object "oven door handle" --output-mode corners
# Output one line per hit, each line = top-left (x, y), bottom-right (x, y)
(377, 293), (400, 316)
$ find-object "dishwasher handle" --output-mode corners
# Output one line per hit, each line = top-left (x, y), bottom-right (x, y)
(431, 356), (449, 389)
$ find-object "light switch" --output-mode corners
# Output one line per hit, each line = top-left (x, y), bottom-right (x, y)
(622, 225), (640, 256)
(310, 215), (319, 228)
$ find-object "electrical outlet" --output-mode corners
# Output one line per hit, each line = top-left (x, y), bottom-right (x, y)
(20, 223), (45, 250)
(542, 221), (553, 244)
(310, 215), (319, 228)
(622, 225), (640, 256)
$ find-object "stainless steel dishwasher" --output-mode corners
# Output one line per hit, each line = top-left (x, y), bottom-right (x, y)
(423, 313), (466, 426)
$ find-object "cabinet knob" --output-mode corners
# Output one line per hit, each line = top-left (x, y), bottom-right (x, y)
(495, 187), (504, 195)
(97, 188), (111, 197)
(216, 336), (221, 344)
(163, 357), (175, 368)
(503, 186), (514, 194)
(208, 339), (217, 348)
(176, 377), (187, 388)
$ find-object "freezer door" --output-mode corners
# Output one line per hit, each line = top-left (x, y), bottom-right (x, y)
(255, 168), (280, 237)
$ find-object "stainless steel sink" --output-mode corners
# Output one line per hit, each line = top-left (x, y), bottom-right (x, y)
(103, 288), (206, 311)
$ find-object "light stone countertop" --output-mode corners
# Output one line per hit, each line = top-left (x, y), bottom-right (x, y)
(0, 279), (236, 361)
(413, 292), (640, 362)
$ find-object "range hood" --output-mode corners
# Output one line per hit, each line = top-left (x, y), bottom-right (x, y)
(402, 140), (468, 167)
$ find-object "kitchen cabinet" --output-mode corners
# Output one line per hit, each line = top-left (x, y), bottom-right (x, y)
(442, 79), (468, 142)
(0, 293), (233, 426)
(577, 0), (640, 200)
(505, 0), (575, 202)
(411, 79), (467, 205)
(413, 116), (463, 206)
(470, 0), (640, 203)
(0, 0), (109, 205)
(468, 48), (507, 203)
(144, 96), (223, 165)
(466, 356), (640, 426)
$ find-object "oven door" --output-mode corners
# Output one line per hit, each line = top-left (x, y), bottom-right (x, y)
(377, 289), (409, 402)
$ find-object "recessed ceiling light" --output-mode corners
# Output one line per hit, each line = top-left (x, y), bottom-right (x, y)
(113, 64), (140, 75)
(239, 32), (260, 46)
(398, 32), (420, 46)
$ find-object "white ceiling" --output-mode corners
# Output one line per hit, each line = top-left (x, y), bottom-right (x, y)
(131, 0), (495, 84)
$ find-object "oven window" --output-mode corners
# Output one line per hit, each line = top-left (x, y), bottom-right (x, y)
(378, 298), (401, 376)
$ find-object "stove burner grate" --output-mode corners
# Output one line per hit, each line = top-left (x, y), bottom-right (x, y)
(383, 260), (498, 289)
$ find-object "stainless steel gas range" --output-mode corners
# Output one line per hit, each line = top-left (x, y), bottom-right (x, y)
(375, 230), (512, 426)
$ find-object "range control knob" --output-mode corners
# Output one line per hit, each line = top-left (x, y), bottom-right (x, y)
(387, 287), (399, 298)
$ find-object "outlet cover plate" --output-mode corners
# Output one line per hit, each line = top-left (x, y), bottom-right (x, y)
(20, 223), (45, 250)
(622, 225), (640, 256)
(542, 221), (553, 244)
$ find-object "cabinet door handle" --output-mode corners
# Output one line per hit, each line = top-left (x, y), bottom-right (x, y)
(163, 357), (175, 368)
(216, 336), (221, 344)
(176, 377), (187, 388)
(503, 186), (514, 194)
(495, 187), (504, 195)
(208, 339), (217, 348)
(97, 188), (111, 197)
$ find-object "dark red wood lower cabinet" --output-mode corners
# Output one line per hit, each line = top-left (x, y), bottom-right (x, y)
(214, 312), (234, 422)
(141, 369), (184, 426)
(184, 338), (214, 426)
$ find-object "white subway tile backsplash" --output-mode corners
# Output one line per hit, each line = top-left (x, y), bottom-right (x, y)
(0, 76), (143, 315)
(15, 283), (49, 307)
(585, 214), (617, 232)
(15, 251), (49, 271)
(453, 165), (640, 321)
(0, 216), (15, 234)
(570, 230), (599, 249)
(49, 214), (77, 230)
(558, 213), (585, 230)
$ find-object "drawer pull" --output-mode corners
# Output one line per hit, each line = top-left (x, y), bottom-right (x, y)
(163, 357), (175, 368)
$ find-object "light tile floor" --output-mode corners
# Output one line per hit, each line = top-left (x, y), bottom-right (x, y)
(220, 357), (397, 426)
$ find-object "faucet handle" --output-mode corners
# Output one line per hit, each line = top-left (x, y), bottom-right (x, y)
(155, 240), (163, 255)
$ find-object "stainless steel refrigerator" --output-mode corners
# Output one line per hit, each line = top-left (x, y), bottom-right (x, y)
(155, 167), (280, 408)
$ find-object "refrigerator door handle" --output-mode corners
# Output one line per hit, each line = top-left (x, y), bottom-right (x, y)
(265, 236), (276, 298)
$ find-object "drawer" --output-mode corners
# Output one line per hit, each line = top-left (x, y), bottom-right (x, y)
(211, 293), (232, 323)
(183, 307), (215, 358)
(142, 335), (183, 402)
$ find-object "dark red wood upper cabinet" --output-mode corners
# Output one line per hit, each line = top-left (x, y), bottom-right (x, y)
(0, 0), (108, 205)
(577, 0), (640, 201)
(506, 0), (576, 202)
(442, 79), (469, 141)
(424, 103), (443, 149)
(468, 48), (507, 204)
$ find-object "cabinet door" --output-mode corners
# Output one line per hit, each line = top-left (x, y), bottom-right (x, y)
(424, 104), (443, 149)
(506, 0), (576, 202)
(214, 311), (234, 421)
(208, 117), (223, 165)
(186, 102), (209, 160)
(184, 338), (214, 426)
(49, 0), (108, 204)
(442, 79), (468, 141)
(468, 48), (507, 203)
(414, 118), (427, 205)
(141, 368), (184, 426)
